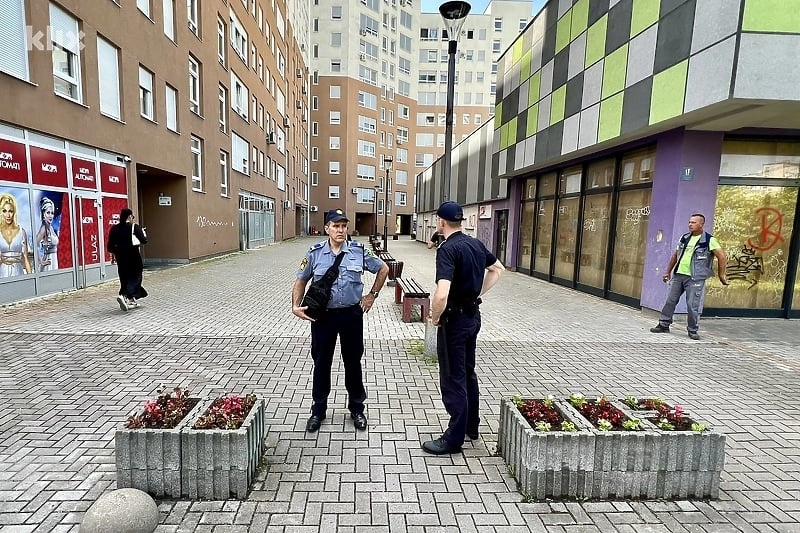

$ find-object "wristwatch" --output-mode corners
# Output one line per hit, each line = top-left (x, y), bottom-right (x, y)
(370, 290), (380, 298)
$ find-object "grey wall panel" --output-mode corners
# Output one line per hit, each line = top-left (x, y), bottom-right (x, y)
(654, 0), (695, 74)
(582, 60), (604, 109)
(518, 80), (530, 115)
(691, 0), (741, 54)
(523, 136), (537, 168)
(562, 114), (580, 155)
(568, 32), (587, 81)
(626, 24), (657, 88)
(735, 33), (800, 100)
(578, 103), (600, 149)
(540, 59), (555, 98)
(0, 279), (37, 305)
(685, 36), (735, 112)
(538, 94), (552, 132)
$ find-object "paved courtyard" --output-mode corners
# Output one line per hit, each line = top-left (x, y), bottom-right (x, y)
(1, 236), (799, 532)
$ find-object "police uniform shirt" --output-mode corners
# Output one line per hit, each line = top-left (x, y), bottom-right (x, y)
(297, 240), (384, 308)
(435, 232), (497, 303)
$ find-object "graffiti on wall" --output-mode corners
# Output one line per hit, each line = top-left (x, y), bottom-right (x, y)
(746, 207), (784, 251)
(624, 206), (650, 225)
(196, 216), (233, 228)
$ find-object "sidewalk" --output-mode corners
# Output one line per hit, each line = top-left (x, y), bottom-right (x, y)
(1, 236), (798, 532)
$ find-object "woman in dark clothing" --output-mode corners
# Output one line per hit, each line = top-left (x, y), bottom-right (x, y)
(107, 208), (148, 311)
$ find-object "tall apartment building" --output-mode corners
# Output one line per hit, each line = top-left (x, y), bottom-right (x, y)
(0, 0), (309, 305)
(308, 0), (536, 237)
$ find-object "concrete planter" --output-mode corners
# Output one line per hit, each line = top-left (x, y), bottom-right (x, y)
(498, 398), (726, 500)
(181, 398), (265, 499)
(115, 397), (204, 498)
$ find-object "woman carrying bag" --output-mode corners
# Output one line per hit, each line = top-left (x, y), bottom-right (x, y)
(107, 208), (148, 311)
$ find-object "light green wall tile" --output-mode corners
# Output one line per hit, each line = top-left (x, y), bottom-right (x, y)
(571, 0), (590, 40)
(631, 0), (660, 38)
(650, 60), (688, 125)
(743, 0), (800, 33)
(512, 38), (525, 63)
(495, 102), (503, 128)
(508, 117), (518, 146)
(520, 50), (532, 81)
(601, 43), (628, 99)
(550, 85), (566, 125)
(529, 71), (541, 106)
(526, 104), (539, 137)
(585, 14), (608, 68)
(598, 93), (623, 142)
(556, 11), (573, 53)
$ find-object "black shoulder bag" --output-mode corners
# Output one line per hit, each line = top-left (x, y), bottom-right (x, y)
(301, 252), (345, 320)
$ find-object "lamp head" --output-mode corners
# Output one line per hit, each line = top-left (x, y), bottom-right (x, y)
(439, 1), (471, 40)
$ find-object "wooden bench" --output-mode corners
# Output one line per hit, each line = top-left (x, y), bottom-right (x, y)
(394, 277), (430, 323)
(378, 251), (394, 262)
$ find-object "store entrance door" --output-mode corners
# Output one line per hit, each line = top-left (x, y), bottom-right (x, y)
(72, 193), (105, 288)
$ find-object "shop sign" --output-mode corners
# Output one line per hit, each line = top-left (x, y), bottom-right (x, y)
(100, 162), (127, 195)
(71, 158), (98, 190)
(30, 146), (68, 188)
(0, 139), (28, 183)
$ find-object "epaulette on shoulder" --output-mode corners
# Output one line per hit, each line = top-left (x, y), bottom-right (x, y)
(309, 241), (326, 251)
(349, 240), (364, 248)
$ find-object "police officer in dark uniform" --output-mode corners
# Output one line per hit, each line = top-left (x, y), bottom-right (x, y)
(422, 201), (505, 455)
(292, 209), (389, 433)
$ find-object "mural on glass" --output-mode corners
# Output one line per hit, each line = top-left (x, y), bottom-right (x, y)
(0, 187), (34, 278)
(705, 185), (797, 309)
(32, 190), (71, 272)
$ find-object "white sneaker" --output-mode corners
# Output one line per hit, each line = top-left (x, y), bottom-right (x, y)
(116, 295), (129, 311)
(129, 298), (139, 308)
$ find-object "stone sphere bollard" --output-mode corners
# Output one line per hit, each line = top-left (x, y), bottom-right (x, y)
(80, 488), (159, 533)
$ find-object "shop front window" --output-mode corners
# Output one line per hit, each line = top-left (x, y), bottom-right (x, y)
(518, 201), (535, 271)
(553, 197), (580, 281)
(609, 189), (652, 298)
(578, 193), (612, 289)
(533, 199), (554, 274)
(705, 185), (797, 309)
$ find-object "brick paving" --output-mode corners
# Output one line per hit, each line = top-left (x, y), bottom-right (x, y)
(1, 236), (799, 532)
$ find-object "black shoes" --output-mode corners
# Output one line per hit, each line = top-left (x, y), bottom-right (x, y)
(466, 431), (479, 441)
(688, 332), (700, 340)
(351, 412), (367, 430)
(306, 415), (325, 433)
(422, 437), (462, 455)
(650, 324), (670, 333)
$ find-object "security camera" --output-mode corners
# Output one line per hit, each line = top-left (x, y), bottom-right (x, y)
(123, 156), (132, 163)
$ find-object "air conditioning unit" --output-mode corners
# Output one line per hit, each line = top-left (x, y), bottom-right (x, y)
(359, 53), (366, 61)
(295, 99), (302, 109)
(296, 68), (303, 78)
(284, 200), (292, 209)
(309, 205), (318, 212)
(283, 116), (290, 127)
(266, 132), (276, 144)
(352, 188), (358, 194)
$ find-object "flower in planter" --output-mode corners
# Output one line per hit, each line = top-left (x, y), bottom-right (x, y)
(623, 395), (666, 410)
(648, 403), (708, 432)
(512, 395), (577, 432)
(572, 395), (641, 431)
(568, 393), (586, 408)
(192, 393), (258, 430)
(126, 387), (197, 429)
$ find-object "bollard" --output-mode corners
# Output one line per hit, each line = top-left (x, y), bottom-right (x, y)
(80, 488), (158, 533)
(424, 318), (437, 357)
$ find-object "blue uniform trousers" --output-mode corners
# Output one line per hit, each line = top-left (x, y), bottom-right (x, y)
(437, 309), (481, 447)
(310, 305), (366, 417)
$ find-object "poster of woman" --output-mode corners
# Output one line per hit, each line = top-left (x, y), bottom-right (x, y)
(33, 190), (68, 272)
(0, 187), (34, 278)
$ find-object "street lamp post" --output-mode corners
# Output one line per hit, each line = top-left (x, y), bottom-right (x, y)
(373, 185), (379, 237)
(382, 155), (393, 251)
(439, 1), (471, 202)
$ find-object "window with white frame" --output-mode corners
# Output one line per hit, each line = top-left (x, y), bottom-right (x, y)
(476, 93), (484, 104)
(251, 146), (257, 173)
(216, 17), (226, 65)
(312, 122), (318, 136)
(395, 169), (407, 185)
(331, 32), (342, 47)
(397, 104), (409, 119)
(361, 41), (379, 61)
(330, 86), (341, 99)
(191, 135), (203, 191)
(251, 95), (257, 124)
(328, 185), (340, 198)
(356, 188), (375, 204)
(329, 111), (340, 124)
(358, 116), (376, 133)
(475, 114), (482, 125)
(358, 91), (377, 109)
(217, 84), (227, 132)
(311, 172), (318, 186)
(396, 148), (407, 163)
(331, 5), (342, 19)
(479, 28), (487, 40)
(231, 72), (248, 119)
(357, 140), (376, 157)
(399, 34), (411, 52)
(187, 0), (199, 35)
(357, 164), (376, 181)
(329, 162), (340, 174)
(463, 114), (470, 125)
(50, 3), (82, 101)
(330, 59), (341, 72)
(395, 191), (406, 206)
(417, 113), (434, 126)
(329, 136), (340, 149)
(163, 0), (175, 40)
(311, 146), (318, 161)
(420, 27), (438, 40)
(397, 126), (408, 144)
(137, 0), (151, 17)
(416, 133), (434, 147)
(258, 150), (264, 175)
(387, 133), (394, 147)
(492, 39), (501, 53)
(312, 96), (319, 110)
(437, 133), (445, 147)
(189, 55), (201, 114)
(519, 18), (527, 30)
(494, 17), (502, 31)
(220, 150), (229, 196)
(230, 11), (248, 65)
(96, 37), (121, 120)
(139, 66), (154, 119)
(231, 132), (249, 173)
(400, 10), (412, 28)
(165, 84), (178, 131)
(358, 65), (377, 85)
(1, 0), (29, 80)
(476, 71), (484, 82)
(276, 164), (285, 190)
(398, 57), (411, 75)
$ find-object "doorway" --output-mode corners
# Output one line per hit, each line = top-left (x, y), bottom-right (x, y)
(494, 210), (508, 264)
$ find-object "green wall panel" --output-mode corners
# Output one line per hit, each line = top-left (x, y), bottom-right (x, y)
(507, 117), (518, 146)
(512, 38), (525, 64)
(649, 60), (688, 125)
(556, 11), (573, 54)
(743, 0), (800, 33)
(529, 70), (542, 106)
(571, 0), (590, 40)
(585, 14), (608, 68)
(526, 104), (539, 137)
(520, 50), (532, 82)
(601, 44), (628, 99)
(598, 93), (623, 142)
(495, 102), (503, 128)
(550, 85), (567, 125)
(631, 0), (660, 38)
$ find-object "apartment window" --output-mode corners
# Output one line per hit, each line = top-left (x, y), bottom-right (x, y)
(400, 10), (412, 28)
(313, 44), (319, 58)
(397, 81), (410, 97)
(230, 12), (248, 65)
(476, 71), (484, 82)
(395, 169), (407, 185)
(359, 116), (377, 133)
(191, 135), (203, 191)
(231, 72), (248, 119)
(331, 60), (341, 72)
(232, 132), (249, 173)
(331, 33), (342, 47)
(330, 111), (340, 125)
(519, 18), (527, 30)
(494, 17), (502, 31)
(329, 137), (341, 150)
(463, 114), (470, 125)
(398, 57), (411, 75)
(330, 86), (341, 99)
(311, 172), (319, 186)
(475, 114), (482, 125)
(398, 104), (409, 120)
(357, 164), (376, 181)
(312, 96), (319, 110)
(217, 17), (226, 64)
(220, 150), (229, 196)
(358, 91), (377, 110)
(311, 146), (318, 161)
(96, 37), (121, 120)
(312, 121), (318, 136)
(492, 39), (501, 53)
(163, 0), (175, 40)
(258, 150), (264, 175)
(187, 0), (199, 35)
(137, 0), (151, 17)
(165, 84), (178, 131)
(358, 140), (376, 157)
(258, 56), (263, 80)
(399, 34), (411, 52)
(251, 146), (257, 173)
(396, 148), (408, 163)
(139, 66), (154, 119)
(250, 43), (256, 69)
(331, 6), (342, 19)
(218, 84), (227, 132)
(395, 192), (407, 206)
(258, 103), (264, 129)
(1, 0), (29, 80)
(416, 133), (434, 147)
(189, 56), (201, 114)
(251, 95), (257, 123)
(329, 185), (340, 198)
(329, 162), (340, 175)
(50, 3), (82, 101)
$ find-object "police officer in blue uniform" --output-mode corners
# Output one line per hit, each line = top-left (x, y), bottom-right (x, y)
(292, 208), (389, 433)
(423, 201), (505, 455)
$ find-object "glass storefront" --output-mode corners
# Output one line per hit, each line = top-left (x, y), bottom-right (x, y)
(578, 192), (612, 289)
(609, 188), (652, 299)
(517, 179), (536, 273)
